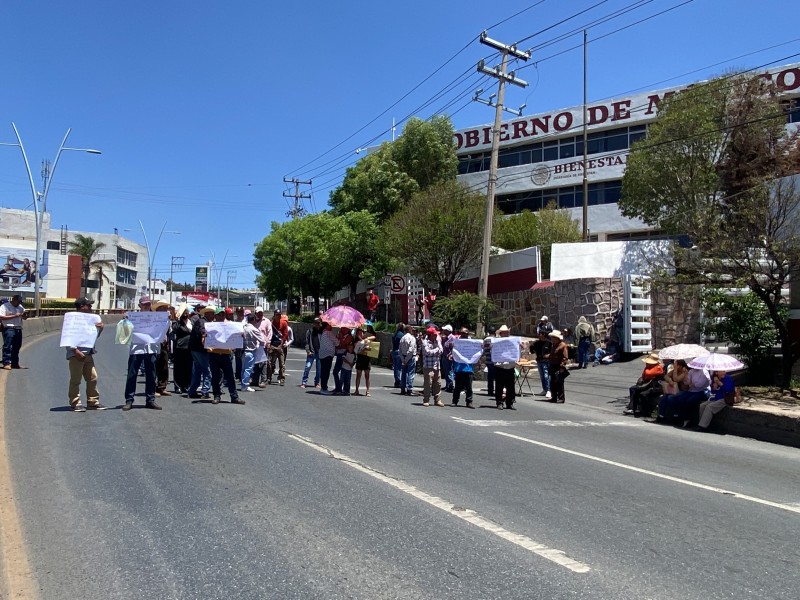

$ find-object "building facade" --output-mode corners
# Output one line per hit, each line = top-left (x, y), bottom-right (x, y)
(455, 63), (800, 240)
(0, 207), (148, 310)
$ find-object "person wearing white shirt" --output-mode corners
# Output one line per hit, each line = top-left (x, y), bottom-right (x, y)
(123, 296), (163, 411)
(0, 294), (28, 369)
(399, 325), (418, 396)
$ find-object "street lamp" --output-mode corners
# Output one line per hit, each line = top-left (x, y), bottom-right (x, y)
(169, 256), (185, 305)
(1, 123), (101, 312)
(124, 222), (180, 299)
(226, 269), (236, 306)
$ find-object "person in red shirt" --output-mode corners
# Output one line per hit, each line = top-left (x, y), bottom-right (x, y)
(624, 353), (665, 416)
(366, 288), (380, 322)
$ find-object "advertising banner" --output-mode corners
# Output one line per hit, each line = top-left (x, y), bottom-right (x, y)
(0, 246), (46, 293)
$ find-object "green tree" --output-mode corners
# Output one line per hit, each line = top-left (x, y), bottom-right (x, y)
(619, 73), (800, 386)
(391, 116), (458, 189)
(329, 116), (460, 223)
(492, 204), (582, 279)
(700, 289), (786, 384)
(430, 292), (496, 331)
(382, 181), (487, 297)
(66, 234), (115, 299)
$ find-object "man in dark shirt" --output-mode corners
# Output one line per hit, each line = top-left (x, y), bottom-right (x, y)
(531, 332), (552, 399)
(267, 309), (288, 385)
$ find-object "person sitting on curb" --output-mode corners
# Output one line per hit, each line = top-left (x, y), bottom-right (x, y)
(593, 336), (619, 366)
(658, 366), (710, 426)
(623, 353), (664, 416)
(695, 370), (738, 431)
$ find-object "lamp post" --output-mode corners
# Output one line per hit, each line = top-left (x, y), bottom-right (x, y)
(226, 269), (236, 306)
(169, 256), (185, 305)
(125, 222), (180, 300)
(1, 123), (101, 312)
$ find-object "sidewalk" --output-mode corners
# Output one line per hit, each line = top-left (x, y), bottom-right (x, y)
(544, 356), (800, 449)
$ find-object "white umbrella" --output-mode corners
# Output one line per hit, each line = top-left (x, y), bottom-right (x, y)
(658, 343), (710, 361)
(687, 352), (745, 371)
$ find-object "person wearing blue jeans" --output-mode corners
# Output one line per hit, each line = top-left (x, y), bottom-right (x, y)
(301, 318), (322, 388)
(332, 327), (353, 394)
(530, 332), (552, 398)
(0, 294), (27, 369)
(398, 325), (418, 395)
(391, 323), (404, 387)
(188, 350), (211, 398)
(124, 353), (158, 408)
(575, 316), (596, 369)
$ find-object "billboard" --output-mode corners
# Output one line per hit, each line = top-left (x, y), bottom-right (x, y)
(0, 246), (47, 293)
(195, 266), (208, 292)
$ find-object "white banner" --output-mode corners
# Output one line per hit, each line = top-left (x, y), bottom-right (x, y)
(491, 336), (521, 363)
(127, 312), (170, 345)
(452, 338), (484, 364)
(59, 311), (102, 348)
(204, 321), (244, 350)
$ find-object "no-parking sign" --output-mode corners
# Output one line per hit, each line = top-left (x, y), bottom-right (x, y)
(389, 275), (406, 294)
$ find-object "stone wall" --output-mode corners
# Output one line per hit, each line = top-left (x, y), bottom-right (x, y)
(650, 284), (702, 349)
(490, 278), (623, 339)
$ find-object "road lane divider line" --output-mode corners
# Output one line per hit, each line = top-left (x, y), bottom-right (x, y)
(496, 431), (800, 515)
(287, 433), (591, 573)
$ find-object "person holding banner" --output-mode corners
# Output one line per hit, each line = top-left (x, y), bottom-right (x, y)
(64, 297), (105, 411)
(451, 328), (478, 408)
(206, 308), (244, 405)
(123, 296), (164, 411)
(493, 325), (518, 410)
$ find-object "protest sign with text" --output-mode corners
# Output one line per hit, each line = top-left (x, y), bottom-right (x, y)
(491, 336), (522, 363)
(127, 312), (170, 345)
(204, 321), (245, 350)
(59, 311), (102, 348)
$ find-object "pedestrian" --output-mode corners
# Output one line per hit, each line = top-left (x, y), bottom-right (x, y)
(451, 327), (475, 408)
(536, 315), (554, 337)
(399, 325), (418, 396)
(548, 330), (570, 403)
(482, 326), (497, 396)
(153, 300), (173, 398)
(366, 288), (380, 322)
(414, 295), (424, 324)
(318, 321), (338, 395)
(493, 324), (517, 409)
(390, 322), (404, 388)
(207, 308), (244, 405)
(123, 295), (163, 411)
(440, 324), (455, 393)
(0, 294), (28, 369)
(241, 311), (265, 392)
(251, 307), (272, 387)
(575, 316), (596, 369)
(332, 326), (354, 395)
(301, 318), (322, 389)
(283, 323), (294, 362)
(339, 342), (355, 396)
(266, 309), (287, 385)
(65, 297), (105, 411)
(421, 326), (443, 407)
(171, 304), (193, 395)
(531, 332), (552, 399)
(353, 327), (376, 396)
(186, 304), (213, 400)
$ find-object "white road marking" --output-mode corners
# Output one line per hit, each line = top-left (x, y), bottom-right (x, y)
(288, 433), (591, 573)
(451, 417), (639, 428)
(496, 432), (800, 516)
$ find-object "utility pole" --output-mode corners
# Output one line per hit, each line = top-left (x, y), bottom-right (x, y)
(170, 256), (184, 306)
(283, 177), (312, 219)
(582, 29), (590, 241)
(474, 31), (530, 337)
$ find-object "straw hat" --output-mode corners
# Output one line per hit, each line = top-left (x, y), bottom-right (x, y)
(497, 324), (510, 333)
(549, 330), (563, 340)
(642, 352), (660, 365)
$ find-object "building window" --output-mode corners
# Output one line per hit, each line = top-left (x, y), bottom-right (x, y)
(116, 266), (137, 286)
(46, 241), (60, 250)
(117, 247), (138, 267)
(458, 124), (649, 174)
(496, 181), (623, 214)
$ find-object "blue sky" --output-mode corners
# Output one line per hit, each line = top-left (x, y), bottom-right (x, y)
(1, 0), (797, 290)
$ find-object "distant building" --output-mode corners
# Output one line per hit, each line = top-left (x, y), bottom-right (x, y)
(0, 207), (148, 310)
(455, 62), (800, 241)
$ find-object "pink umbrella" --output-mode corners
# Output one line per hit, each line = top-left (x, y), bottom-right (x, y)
(321, 305), (365, 329)
(687, 352), (745, 371)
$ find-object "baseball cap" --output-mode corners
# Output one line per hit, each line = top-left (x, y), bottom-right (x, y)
(139, 295), (152, 305)
(426, 326), (438, 335)
(224, 307), (233, 315)
(75, 297), (94, 309)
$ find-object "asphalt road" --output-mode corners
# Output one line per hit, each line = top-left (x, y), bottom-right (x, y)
(2, 331), (799, 599)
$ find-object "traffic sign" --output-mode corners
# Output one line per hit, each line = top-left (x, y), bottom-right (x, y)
(390, 275), (406, 294)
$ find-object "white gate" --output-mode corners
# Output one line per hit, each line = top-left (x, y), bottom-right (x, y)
(623, 275), (652, 354)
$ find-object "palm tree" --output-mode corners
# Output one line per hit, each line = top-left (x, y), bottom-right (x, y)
(66, 234), (115, 300)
